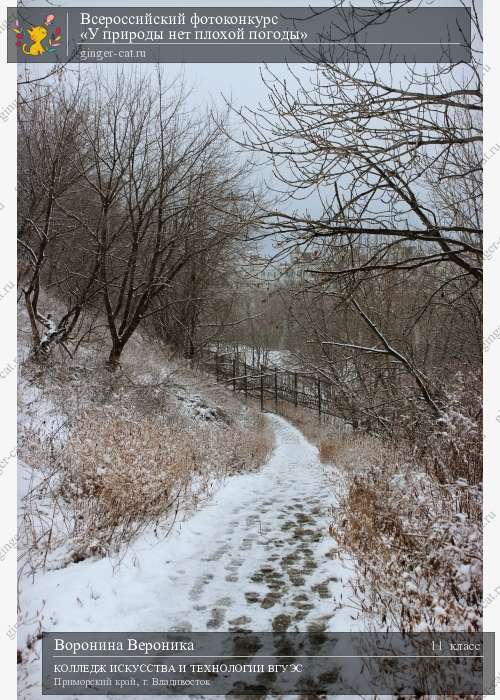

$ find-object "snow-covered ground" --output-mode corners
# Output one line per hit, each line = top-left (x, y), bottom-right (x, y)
(211, 343), (299, 370)
(18, 414), (362, 699)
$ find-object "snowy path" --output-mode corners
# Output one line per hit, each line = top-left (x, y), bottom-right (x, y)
(153, 413), (358, 634)
(19, 415), (361, 698)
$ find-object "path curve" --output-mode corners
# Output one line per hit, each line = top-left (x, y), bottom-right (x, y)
(18, 415), (361, 700)
(157, 414), (358, 634)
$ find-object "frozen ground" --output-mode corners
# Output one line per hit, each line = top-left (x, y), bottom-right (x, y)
(18, 414), (362, 699)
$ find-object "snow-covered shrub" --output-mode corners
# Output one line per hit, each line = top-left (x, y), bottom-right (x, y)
(330, 427), (482, 632)
(420, 371), (482, 489)
(326, 370), (482, 631)
(19, 408), (273, 567)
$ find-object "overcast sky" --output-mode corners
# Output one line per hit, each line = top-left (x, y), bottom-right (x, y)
(22, 0), (333, 107)
(21, 0), (480, 258)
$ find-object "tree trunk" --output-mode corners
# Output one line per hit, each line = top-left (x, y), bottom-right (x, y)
(24, 290), (41, 354)
(107, 343), (123, 370)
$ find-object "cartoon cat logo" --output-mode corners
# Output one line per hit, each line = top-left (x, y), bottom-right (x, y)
(12, 14), (62, 56)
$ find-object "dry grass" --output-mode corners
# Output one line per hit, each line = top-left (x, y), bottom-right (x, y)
(323, 431), (403, 471)
(20, 406), (274, 567)
(18, 330), (275, 571)
(20, 413), (272, 573)
(237, 411), (275, 472)
(319, 432), (371, 467)
(329, 432), (482, 632)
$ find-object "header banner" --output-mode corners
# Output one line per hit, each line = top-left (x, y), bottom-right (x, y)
(7, 6), (471, 64)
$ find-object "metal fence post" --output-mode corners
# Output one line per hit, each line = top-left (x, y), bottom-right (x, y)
(274, 368), (278, 410)
(318, 377), (322, 418)
(260, 366), (264, 411)
(215, 353), (219, 382)
(232, 358), (236, 391)
(294, 372), (298, 407)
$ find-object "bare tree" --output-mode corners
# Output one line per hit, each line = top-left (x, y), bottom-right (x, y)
(47, 70), (257, 368)
(17, 76), (102, 359)
(234, 0), (482, 433)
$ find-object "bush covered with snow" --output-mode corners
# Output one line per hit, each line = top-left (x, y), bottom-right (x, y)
(18, 323), (274, 573)
(20, 404), (273, 569)
(330, 377), (482, 632)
